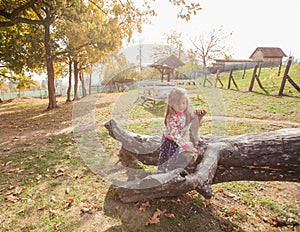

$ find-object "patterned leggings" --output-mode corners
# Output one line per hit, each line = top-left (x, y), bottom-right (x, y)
(157, 136), (179, 172)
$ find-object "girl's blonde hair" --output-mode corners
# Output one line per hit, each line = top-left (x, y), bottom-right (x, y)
(164, 87), (193, 126)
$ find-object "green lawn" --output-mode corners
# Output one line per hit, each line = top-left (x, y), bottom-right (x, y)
(0, 65), (299, 231)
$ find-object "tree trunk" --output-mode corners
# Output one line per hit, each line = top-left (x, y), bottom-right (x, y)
(104, 119), (300, 203)
(66, 59), (72, 102)
(89, 73), (92, 95)
(73, 60), (79, 100)
(44, 23), (57, 109)
(80, 72), (87, 97)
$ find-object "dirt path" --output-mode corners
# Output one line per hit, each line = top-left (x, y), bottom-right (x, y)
(0, 94), (118, 148)
(126, 115), (300, 127)
(1, 95), (299, 149)
(210, 115), (300, 126)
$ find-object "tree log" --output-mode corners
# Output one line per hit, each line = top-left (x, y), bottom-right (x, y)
(104, 119), (300, 203)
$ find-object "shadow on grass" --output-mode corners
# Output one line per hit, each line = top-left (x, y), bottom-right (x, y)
(103, 185), (244, 232)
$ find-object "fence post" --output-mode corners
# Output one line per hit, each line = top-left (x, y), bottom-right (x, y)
(277, 61), (282, 76)
(278, 56), (300, 96)
(214, 70), (223, 87)
(227, 69), (238, 90)
(242, 64), (247, 79)
(248, 65), (258, 92)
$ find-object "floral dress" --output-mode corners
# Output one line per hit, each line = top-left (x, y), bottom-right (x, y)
(157, 112), (193, 172)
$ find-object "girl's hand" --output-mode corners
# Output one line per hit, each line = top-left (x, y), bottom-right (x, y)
(194, 109), (206, 115)
(186, 145), (198, 153)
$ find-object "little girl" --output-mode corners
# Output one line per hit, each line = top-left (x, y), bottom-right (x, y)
(157, 87), (205, 172)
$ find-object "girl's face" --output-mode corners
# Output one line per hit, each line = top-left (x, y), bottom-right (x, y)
(172, 97), (187, 113)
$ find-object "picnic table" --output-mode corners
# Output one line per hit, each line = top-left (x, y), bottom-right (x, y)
(140, 82), (175, 106)
(138, 79), (201, 106)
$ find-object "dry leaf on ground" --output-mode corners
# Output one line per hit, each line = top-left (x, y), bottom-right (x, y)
(38, 205), (47, 210)
(146, 208), (166, 225)
(165, 213), (175, 218)
(139, 201), (150, 212)
(64, 198), (74, 208)
(6, 195), (20, 203)
(81, 204), (93, 214)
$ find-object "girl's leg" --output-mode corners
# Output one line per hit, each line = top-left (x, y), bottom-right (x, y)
(166, 141), (179, 171)
(157, 137), (171, 172)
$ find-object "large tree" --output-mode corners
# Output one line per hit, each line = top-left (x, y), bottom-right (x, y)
(191, 26), (232, 67)
(0, 22), (43, 89)
(0, 0), (69, 109)
(0, 0), (202, 109)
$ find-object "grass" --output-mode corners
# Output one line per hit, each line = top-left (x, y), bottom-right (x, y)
(0, 134), (109, 231)
(0, 65), (299, 231)
(215, 181), (300, 222)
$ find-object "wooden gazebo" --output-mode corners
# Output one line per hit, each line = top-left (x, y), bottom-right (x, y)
(150, 54), (185, 82)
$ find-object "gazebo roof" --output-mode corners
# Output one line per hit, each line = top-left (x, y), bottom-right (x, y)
(150, 54), (185, 69)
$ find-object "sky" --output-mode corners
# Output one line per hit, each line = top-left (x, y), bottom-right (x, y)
(126, 0), (300, 60)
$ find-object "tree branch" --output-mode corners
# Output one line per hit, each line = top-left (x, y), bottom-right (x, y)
(104, 119), (300, 203)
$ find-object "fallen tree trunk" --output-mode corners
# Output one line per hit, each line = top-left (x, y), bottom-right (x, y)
(104, 119), (300, 203)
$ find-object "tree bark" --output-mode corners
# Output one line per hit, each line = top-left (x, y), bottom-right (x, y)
(104, 119), (300, 203)
(44, 23), (57, 110)
(73, 60), (79, 100)
(66, 59), (72, 102)
(80, 72), (87, 97)
(89, 73), (92, 95)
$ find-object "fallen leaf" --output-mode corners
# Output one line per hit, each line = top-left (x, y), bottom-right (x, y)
(139, 201), (150, 212)
(55, 168), (65, 174)
(146, 208), (166, 225)
(49, 208), (58, 217)
(187, 190), (198, 197)
(165, 213), (175, 218)
(5, 161), (12, 166)
(229, 207), (237, 213)
(27, 179), (34, 184)
(81, 204), (93, 214)
(6, 195), (20, 203)
(55, 223), (62, 230)
(7, 168), (22, 173)
(38, 205), (47, 210)
(36, 175), (43, 182)
(146, 213), (160, 225)
(51, 196), (57, 202)
(55, 173), (64, 178)
(216, 187), (227, 194)
(226, 192), (239, 200)
(14, 186), (23, 195)
(64, 198), (74, 208)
